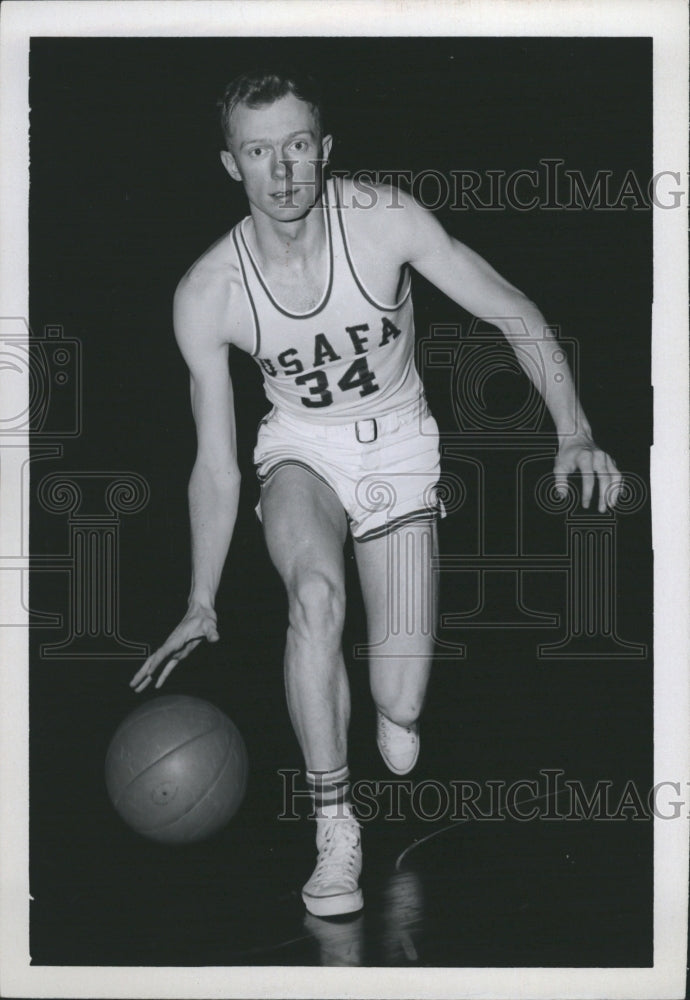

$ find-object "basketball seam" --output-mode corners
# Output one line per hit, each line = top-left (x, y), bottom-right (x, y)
(148, 736), (245, 836)
(107, 699), (222, 747)
(108, 722), (225, 810)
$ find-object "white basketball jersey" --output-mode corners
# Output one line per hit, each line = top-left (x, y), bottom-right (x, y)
(231, 177), (423, 423)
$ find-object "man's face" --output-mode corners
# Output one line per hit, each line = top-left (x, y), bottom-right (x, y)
(221, 93), (332, 222)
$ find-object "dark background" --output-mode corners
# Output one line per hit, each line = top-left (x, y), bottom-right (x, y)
(28, 37), (652, 967)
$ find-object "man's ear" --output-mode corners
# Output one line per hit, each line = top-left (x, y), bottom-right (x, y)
(220, 149), (242, 182)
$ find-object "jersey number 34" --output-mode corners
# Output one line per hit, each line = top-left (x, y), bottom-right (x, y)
(295, 357), (379, 407)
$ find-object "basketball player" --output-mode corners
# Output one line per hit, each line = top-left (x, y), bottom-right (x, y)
(130, 70), (621, 917)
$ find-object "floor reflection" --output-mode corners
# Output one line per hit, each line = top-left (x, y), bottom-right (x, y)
(303, 912), (364, 966)
(303, 868), (424, 966)
(381, 869), (424, 964)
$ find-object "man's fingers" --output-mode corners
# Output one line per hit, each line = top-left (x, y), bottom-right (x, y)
(155, 657), (180, 689)
(130, 632), (189, 687)
(130, 629), (210, 692)
(129, 666), (146, 688)
(129, 641), (174, 688)
(590, 450), (623, 511)
(155, 637), (203, 689)
(554, 447), (623, 511)
(553, 455), (573, 497)
(553, 470), (568, 497)
(593, 474), (604, 512)
(134, 674), (153, 694)
(591, 451), (610, 513)
(596, 468), (622, 512)
(581, 473), (595, 509)
(577, 451), (595, 508)
(130, 653), (162, 689)
(603, 455), (623, 509)
(132, 646), (177, 693)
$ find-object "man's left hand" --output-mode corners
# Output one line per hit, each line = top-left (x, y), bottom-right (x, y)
(554, 435), (622, 512)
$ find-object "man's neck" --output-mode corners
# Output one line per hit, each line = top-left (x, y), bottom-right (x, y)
(249, 199), (326, 268)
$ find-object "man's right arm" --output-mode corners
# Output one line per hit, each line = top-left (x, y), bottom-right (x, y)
(130, 269), (241, 692)
(179, 274), (241, 614)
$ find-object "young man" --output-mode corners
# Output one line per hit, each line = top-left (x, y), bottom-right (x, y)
(130, 70), (621, 918)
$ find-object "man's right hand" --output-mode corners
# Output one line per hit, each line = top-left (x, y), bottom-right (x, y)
(129, 603), (219, 693)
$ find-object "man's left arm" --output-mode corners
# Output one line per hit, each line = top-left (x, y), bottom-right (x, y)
(391, 190), (621, 512)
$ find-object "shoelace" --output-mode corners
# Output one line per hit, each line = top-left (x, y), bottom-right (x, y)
(311, 821), (361, 885)
(378, 717), (416, 749)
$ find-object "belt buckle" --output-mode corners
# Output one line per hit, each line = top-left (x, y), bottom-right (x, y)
(355, 418), (377, 443)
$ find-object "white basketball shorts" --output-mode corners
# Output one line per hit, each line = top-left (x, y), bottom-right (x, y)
(253, 395), (444, 541)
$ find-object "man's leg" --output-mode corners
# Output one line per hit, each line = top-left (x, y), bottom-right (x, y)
(261, 464), (363, 916)
(354, 519), (438, 772)
(261, 465), (350, 771)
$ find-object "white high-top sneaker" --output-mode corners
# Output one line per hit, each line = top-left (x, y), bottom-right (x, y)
(376, 711), (420, 775)
(302, 810), (363, 917)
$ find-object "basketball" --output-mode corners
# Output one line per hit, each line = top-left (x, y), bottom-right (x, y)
(105, 695), (248, 844)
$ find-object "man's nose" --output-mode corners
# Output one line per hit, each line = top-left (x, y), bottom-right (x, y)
(272, 155), (294, 179)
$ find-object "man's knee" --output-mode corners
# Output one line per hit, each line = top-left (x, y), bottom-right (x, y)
(374, 696), (423, 729)
(370, 660), (433, 727)
(288, 570), (346, 639)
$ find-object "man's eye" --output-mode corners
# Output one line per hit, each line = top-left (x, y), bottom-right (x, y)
(249, 148), (263, 157)
(292, 140), (307, 152)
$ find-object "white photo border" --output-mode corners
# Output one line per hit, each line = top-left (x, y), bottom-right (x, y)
(0, 1), (687, 997)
